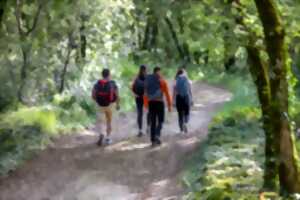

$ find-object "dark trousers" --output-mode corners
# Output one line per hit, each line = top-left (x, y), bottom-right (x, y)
(149, 101), (165, 143)
(176, 95), (190, 131)
(136, 97), (150, 130)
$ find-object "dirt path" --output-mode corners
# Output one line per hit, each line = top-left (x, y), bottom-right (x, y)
(0, 83), (231, 200)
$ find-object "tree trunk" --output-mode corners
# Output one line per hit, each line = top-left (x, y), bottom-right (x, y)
(17, 45), (29, 102)
(247, 45), (278, 190)
(142, 17), (151, 50)
(0, 0), (7, 29)
(59, 46), (72, 93)
(165, 16), (185, 61)
(254, 0), (300, 194)
(80, 20), (86, 59)
(149, 18), (158, 50)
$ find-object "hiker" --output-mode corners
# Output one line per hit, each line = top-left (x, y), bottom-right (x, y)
(173, 68), (193, 134)
(131, 65), (150, 137)
(145, 67), (172, 146)
(92, 68), (120, 146)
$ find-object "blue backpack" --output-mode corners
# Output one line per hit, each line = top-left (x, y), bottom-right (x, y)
(175, 76), (190, 97)
(145, 74), (162, 101)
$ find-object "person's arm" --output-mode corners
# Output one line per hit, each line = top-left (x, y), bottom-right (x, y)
(172, 81), (177, 107)
(114, 81), (120, 110)
(92, 84), (97, 100)
(188, 80), (193, 105)
(131, 77), (138, 98)
(160, 79), (172, 111)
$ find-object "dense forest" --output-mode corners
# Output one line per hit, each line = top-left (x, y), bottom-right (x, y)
(1, 0), (300, 199)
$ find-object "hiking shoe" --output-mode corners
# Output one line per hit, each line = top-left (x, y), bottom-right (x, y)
(156, 139), (162, 145)
(105, 138), (113, 145)
(137, 131), (143, 137)
(97, 134), (104, 146)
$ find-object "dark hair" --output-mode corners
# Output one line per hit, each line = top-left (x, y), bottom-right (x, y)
(138, 65), (147, 79)
(153, 66), (161, 74)
(102, 68), (110, 78)
(175, 69), (184, 79)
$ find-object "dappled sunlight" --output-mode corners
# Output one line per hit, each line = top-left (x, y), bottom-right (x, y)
(177, 137), (199, 147)
(153, 179), (170, 187)
(106, 141), (150, 152)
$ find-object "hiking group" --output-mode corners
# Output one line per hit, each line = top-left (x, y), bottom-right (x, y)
(92, 65), (193, 147)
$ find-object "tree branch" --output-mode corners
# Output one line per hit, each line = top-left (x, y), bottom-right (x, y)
(15, 0), (25, 36)
(25, 2), (42, 36)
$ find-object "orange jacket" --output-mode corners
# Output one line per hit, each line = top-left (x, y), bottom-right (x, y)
(144, 77), (172, 110)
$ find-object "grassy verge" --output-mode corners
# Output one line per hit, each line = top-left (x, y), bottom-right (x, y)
(0, 97), (95, 176)
(182, 108), (267, 199)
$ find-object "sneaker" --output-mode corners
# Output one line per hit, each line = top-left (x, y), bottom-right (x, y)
(137, 131), (143, 137)
(183, 124), (188, 134)
(156, 139), (162, 145)
(97, 134), (104, 146)
(105, 138), (113, 145)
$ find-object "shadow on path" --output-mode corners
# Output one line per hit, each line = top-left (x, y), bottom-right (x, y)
(0, 83), (231, 200)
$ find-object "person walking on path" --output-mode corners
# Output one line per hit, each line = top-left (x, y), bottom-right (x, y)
(131, 65), (151, 137)
(145, 67), (172, 146)
(92, 68), (120, 146)
(173, 68), (193, 134)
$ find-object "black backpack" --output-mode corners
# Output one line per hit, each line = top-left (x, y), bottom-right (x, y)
(93, 79), (117, 107)
(133, 77), (145, 97)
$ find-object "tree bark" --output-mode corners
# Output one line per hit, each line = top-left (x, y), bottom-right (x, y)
(15, 0), (42, 102)
(142, 17), (151, 50)
(247, 45), (278, 190)
(80, 19), (86, 59)
(17, 45), (29, 101)
(0, 0), (7, 29)
(254, 0), (300, 194)
(59, 37), (72, 93)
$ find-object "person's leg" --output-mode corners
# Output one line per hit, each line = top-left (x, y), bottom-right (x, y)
(96, 107), (105, 146)
(156, 101), (165, 140)
(176, 95), (184, 132)
(183, 96), (190, 133)
(146, 111), (151, 134)
(149, 101), (157, 144)
(104, 105), (113, 144)
(136, 97), (144, 135)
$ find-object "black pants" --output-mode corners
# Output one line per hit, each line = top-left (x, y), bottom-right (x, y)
(149, 101), (165, 143)
(176, 95), (190, 131)
(136, 97), (150, 130)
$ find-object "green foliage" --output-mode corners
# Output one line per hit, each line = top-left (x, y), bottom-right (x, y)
(183, 109), (266, 200)
(0, 107), (58, 175)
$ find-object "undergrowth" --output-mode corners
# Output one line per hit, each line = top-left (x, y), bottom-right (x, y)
(183, 108), (267, 200)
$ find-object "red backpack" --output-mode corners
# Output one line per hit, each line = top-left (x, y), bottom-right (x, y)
(93, 79), (117, 107)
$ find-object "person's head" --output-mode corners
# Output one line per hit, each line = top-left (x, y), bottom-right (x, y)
(139, 65), (147, 77)
(102, 68), (110, 79)
(153, 66), (161, 76)
(175, 68), (184, 79)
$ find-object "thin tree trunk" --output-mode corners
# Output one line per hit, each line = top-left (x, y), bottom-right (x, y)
(149, 18), (158, 50)
(254, 0), (300, 194)
(15, 0), (42, 103)
(17, 46), (29, 102)
(142, 17), (151, 50)
(0, 0), (7, 29)
(80, 19), (86, 59)
(165, 16), (185, 60)
(59, 46), (72, 93)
